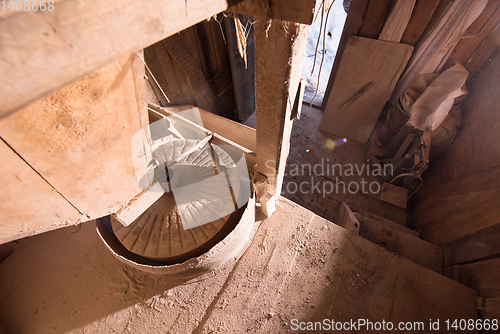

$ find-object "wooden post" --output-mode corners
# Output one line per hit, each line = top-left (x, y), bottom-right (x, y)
(254, 19), (309, 198)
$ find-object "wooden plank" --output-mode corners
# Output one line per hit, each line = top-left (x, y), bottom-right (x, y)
(358, 0), (395, 40)
(225, 15), (256, 122)
(355, 211), (419, 237)
(415, 164), (500, 202)
(254, 19), (308, 197)
(0, 0), (243, 118)
(415, 188), (500, 245)
(144, 45), (173, 106)
(452, 257), (500, 298)
(0, 55), (146, 220)
(357, 209), (443, 273)
(0, 140), (81, 243)
(320, 36), (413, 143)
(336, 201), (360, 234)
(151, 43), (185, 105)
(444, 222), (500, 266)
(321, 0), (370, 110)
(162, 35), (230, 115)
(390, 259), (477, 328)
(380, 183), (408, 209)
(378, 0), (416, 43)
(443, 1), (500, 72)
(155, 104), (256, 152)
(400, 0), (443, 46)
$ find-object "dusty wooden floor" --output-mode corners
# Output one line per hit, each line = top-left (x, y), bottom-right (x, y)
(0, 196), (476, 333)
(282, 105), (408, 225)
(0, 103), (478, 333)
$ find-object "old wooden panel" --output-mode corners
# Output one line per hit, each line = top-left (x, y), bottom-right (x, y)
(320, 36), (412, 143)
(444, 222), (500, 266)
(0, 0), (243, 117)
(0, 140), (81, 243)
(0, 55), (146, 220)
(321, 0), (370, 110)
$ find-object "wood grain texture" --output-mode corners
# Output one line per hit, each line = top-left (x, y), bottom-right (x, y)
(336, 201), (360, 234)
(228, 0), (326, 24)
(0, 55), (146, 220)
(0, 0), (242, 117)
(357, 209), (443, 273)
(358, 0), (395, 39)
(320, 36), (413, 143)
(400, 0), (443, 46)
(321, 0), (370, 110)
(254, 19), (309, 197)
(444, 222), (500, 266)
(411, 50), (500, 245)
(0, 140), (80, 242)
(443, 1), (500, 75)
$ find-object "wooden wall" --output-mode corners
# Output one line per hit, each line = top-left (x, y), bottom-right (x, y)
(410, 48), (500, 326)
(144, 15), (255, 123)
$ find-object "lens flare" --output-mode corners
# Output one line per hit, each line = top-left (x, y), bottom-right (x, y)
(326, 138), (335, 150)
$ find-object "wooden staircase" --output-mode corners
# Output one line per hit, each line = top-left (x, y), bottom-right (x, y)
(336, 201), (444, 273)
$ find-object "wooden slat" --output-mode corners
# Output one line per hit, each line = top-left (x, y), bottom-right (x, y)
(444, 222), (500, 266)
(358, 210), (443, 273)
(400, 0), (443, 46)
(0, 0), (243, 118)
(355, 211), (419, 237)
(0, 55), (146, 220)
(321, 0), (370, 110)
(414, 188), (500, 245)
(144, 46), (173, 106)
(154, 104), (256, 152)
(443, 1), (500, 74)
(225, 15), (256, 122)
(358, 0), (395, 39)
(151, 44), (185, 105)
(162, 34), (230, 115)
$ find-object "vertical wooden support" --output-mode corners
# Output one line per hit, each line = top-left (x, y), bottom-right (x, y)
(254, 19), (308, 197)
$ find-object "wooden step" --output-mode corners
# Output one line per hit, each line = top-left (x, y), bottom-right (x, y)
(355, 211), (443, 273)
(355, 211), (420, 238)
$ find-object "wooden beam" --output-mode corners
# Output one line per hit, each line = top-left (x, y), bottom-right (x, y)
(0, 54), (147, 222)
(336, 201), (360, 234)
(0, 0), (242, 118)
(444, 222), (500, 266)
(254, 19), (309, 198)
